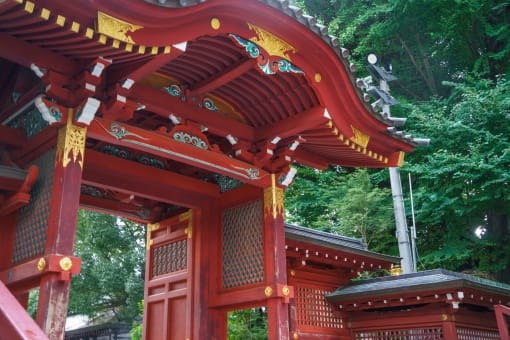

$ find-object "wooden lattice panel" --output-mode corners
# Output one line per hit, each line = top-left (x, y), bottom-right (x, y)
(222, 200), (264, 289)
(355, 328), (443, 339)
(12, 150), (55, 264)
(151, 239), (187, 277)
(295, 286), (342, 329)
(457, 327), (500, 340)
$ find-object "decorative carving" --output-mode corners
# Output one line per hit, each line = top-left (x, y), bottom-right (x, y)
(37, 257), (46, 272)
(57, 111), (87, 169)
(97, 11), (142, 44)
(264, 174), (284, 218)
(248, 23), (296, 60)
(202, 97), (217, 111)
(109, 122), (146, 140)
(229, 34), (303, 75)
(350, 125), (370, 148)
(100, 144), (132, 159)
(59, 256), (73, 271)
(136, 154), (165, 169)
(165, 84), (182, 97)
(173, 131), (208, 150)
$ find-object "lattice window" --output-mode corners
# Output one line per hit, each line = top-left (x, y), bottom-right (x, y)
(355, 328), (443, 340)
(152, 239), (187, 277)
(295, 286), (342, 329)
(457, 327), (500, 340)
(12, 150), (55, 264)
(222, 200), (264, 289)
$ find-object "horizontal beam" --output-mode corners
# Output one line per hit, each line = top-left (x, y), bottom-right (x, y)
(130, 83), (255, 141)
(0, 255), (81, 287)
(87, 118), (271, 187)
(80, 194), (163, 224)
(82, 150), (221, 208)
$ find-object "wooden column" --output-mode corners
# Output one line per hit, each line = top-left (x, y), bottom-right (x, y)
(36, 111), (86, 339)
(442, 313), (459, 340)
(263, 174), (290, 340)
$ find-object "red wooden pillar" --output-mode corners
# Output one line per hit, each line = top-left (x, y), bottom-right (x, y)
(36, 110), (86, 339)
(442, 313), (459, 340)
(263, 174), (290, 340)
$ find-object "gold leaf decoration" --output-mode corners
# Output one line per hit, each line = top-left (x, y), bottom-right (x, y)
(248, 23), (296, 60)
(350, 125), (370, 149)
(97, 11), (142, 44)
(57, 111), (87, 169)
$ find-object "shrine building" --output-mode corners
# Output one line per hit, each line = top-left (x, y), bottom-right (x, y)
(0, 0), (509, 339)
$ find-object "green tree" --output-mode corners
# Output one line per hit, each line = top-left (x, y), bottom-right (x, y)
(228, 308), (267, 340)
(285, 167), (397, 254)
(68, 210), (146, 322)
(404, 76), (510, 280)
(298, 0), (510, 99)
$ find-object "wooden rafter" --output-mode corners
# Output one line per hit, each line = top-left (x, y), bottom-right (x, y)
(0, 32), (78, 74)
(190, 58), (254, 96)
(130, 83), (255, 141)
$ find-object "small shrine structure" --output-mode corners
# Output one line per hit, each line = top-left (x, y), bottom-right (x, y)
(327, 269), (510, 340)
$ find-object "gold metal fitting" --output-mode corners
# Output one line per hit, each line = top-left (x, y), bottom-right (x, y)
(264, 286), (273, 297)
(59, 257), (73, 271)
(282, 285), (290, 297)
(37, 257), (46, 272)
(210, 18), (221, 30)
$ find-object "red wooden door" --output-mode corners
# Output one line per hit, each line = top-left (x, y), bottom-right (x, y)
(143, 211), (193, 340)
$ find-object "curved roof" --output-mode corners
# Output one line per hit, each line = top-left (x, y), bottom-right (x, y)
(0, 0), (415, 172)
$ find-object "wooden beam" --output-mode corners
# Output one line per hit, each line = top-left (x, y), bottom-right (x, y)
(80, 194), (167, 224)
(190, 59), (254, 96)
(87, 118), (271, 187)
(130, 83), (255, 141)
(0, 32), (77, 74)
(108, 48), (184, 85)
(82, 150), (220, 207)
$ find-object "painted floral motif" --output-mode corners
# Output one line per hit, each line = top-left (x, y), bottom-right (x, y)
(202, 97), (217, 111)
(229, 33), (303, 76)
(173, 131), (208, 150)
(165, 84), (182, 97)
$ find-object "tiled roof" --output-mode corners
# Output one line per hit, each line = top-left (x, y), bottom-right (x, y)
(327, 269), (510, 302)
(285, 223), (400, 263)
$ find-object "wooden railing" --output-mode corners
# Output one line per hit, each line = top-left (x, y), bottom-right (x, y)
(0, 280), (48, 340)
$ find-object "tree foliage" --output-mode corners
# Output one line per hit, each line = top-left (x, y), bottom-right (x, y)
(286, 167), (397, 254)
(68, 210), (145, 322)
(291, 0), (510, 281)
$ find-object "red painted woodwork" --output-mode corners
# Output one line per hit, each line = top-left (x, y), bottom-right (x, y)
(82, 149), (220, 208)
(32, 116), (84, 339)
(143, 212), (194, 340)
(0, 280), (49, 340)
(495, 305), (510, 340)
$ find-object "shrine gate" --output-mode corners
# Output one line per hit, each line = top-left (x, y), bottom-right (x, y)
(0, 0), (420, 339)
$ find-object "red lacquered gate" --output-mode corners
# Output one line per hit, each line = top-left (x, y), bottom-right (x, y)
(143, 211), (193, 340)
